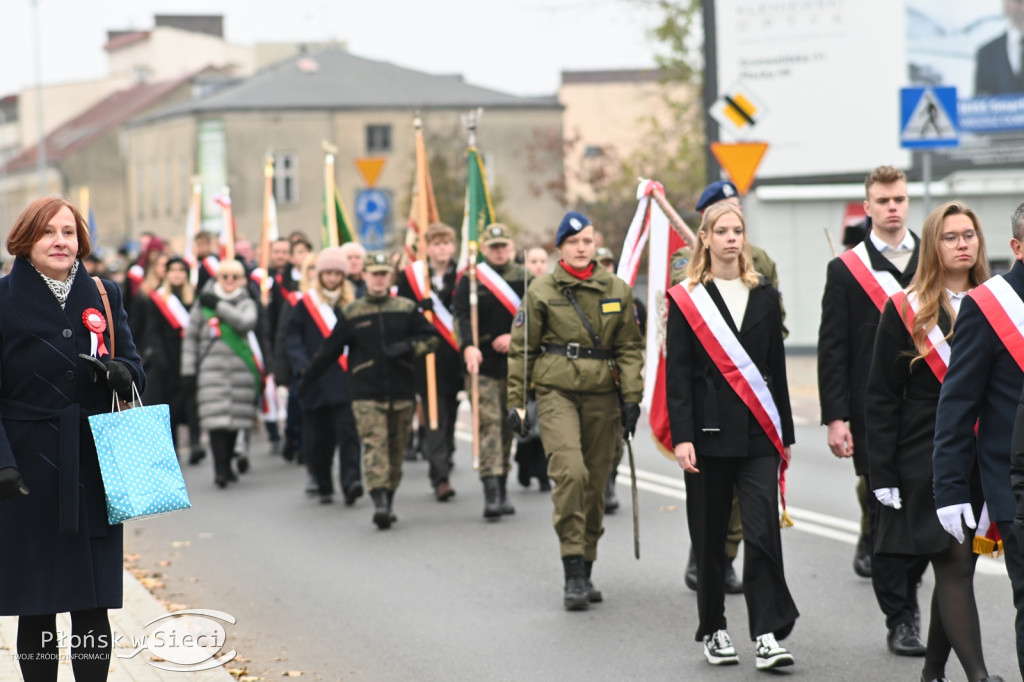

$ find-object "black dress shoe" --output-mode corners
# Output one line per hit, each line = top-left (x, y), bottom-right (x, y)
(723, 559), (743, 594)
(344, 482), (364, 506)
(189, 449), (206, 465)
(888, 622), (926, 656)
(684, 548), (698, 591)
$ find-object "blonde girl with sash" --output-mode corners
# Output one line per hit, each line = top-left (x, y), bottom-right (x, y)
(666, 202), (798, 670)
(866, 201), (1004, 682)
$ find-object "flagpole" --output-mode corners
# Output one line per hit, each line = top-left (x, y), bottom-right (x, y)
(258, 153), (275, 305)
(468, 241), (481, 470)
(220, 186), (235, 261)
(323, 142), (340, 248)
(186, 178), (202, 288)
(414, 118), (439, 430)
(648, 184), (697, 247)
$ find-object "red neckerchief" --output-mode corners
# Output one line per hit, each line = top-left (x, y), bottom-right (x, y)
(559, 260), (595, 280)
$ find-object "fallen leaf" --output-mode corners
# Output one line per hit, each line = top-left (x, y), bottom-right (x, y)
(167, 603), (189, 611)
(283, 672), (314, 678)
(158, 560), (172, 567)
(171, 540), (191, 548)
(123, 553), (140, 562)
(199, 532), (214, 539)
(660, 505), (678, 512)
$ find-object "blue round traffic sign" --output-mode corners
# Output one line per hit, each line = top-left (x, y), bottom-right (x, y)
(356, 189), (389, 224)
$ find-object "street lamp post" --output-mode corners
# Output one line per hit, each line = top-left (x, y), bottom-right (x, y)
(32, 0), (46, 195)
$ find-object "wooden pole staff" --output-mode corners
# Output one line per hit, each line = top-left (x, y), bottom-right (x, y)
(468, 241), (481, 470)
(414, 119), (439, 430)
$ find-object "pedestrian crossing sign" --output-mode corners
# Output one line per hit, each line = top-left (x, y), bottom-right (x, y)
(900, 86), (959, 149)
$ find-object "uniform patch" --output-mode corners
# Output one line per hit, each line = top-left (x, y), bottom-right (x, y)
(673, 258), (689, 270)
(513, 310), (525, 327)
(600, 299), (623, 314)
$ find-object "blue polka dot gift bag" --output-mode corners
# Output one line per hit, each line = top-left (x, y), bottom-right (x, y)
(88, 385), (191, 524)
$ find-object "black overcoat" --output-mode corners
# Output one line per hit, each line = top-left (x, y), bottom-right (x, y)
(137, 291), (186, 406)
(817, 235), (920, 474)
(867, 298), (980, 555)
(285, 295), (352, 411)
(0, 258), (144, 615)
(395, 261), (464, 396)
(666, 278), (795, 457)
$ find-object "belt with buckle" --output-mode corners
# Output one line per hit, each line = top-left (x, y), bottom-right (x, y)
(540, 343), (614, 360)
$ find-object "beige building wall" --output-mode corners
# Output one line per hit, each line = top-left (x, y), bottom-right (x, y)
(18, 76), (133, 149)
(560, 71), (695, 204)
(125, 107), (564, 251)
(107, 27), (254, 84)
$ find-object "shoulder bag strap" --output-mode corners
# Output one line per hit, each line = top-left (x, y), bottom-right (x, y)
(561, 286), (602, 348)
(93, 276), (116, 358)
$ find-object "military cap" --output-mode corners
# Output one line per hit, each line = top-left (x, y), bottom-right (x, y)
(595, 247), (615, 263)
(695, 180), (739, 212)
(364, 252), (392, 273)
(481, 223), (512, 246)
(555, 211), (591, 246)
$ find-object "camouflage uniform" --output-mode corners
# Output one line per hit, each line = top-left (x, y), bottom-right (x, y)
(477, 376), (513, 478)
(507, 264), (643, 561)
(354, 398), (415, 491)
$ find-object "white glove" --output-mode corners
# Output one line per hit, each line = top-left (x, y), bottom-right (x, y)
(873, 487), (902, 509)
(936, 503), (977, 544)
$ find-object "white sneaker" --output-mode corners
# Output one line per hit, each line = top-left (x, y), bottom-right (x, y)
(703, 629), (739, 665)
(755, 632), (794, 670)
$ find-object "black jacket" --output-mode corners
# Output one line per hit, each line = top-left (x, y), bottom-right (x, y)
(817, 234), (920, 474)
(938, 260), (1024, 522)
(285, 293), (352, 410)
(137, 288), (191, 406)
(453, 261), (527, 380)
(304, 293), (438, 402)
(666, 278), (794, 457)
(975, 33), (1024, 96)
(395, 261), (463, 396)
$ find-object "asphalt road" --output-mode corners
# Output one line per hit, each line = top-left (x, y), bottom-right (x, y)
(125, 383), (1020, 681)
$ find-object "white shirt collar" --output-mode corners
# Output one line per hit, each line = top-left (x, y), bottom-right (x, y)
(869, 229), (914, 254)
(1007, 25), (1024, 76)
(946, 288), (968, 314)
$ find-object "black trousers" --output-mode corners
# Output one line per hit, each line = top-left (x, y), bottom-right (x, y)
(304, 404), (361, 495)
(865, 474), (930, 629)
(419, 390), (459, 486)
(685, 454), (799, 641)
(997, 520), (1024, 678)
(209, 429), (238, 481)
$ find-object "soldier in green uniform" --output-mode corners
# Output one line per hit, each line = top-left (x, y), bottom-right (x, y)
(454, 224), (527, 520)
(507, 211), (644, 611)
(672, 180), (786, 595)
(299, 252), (439, 530)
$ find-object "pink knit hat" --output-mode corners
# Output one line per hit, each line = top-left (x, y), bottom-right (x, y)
(315, 246), (346, 274)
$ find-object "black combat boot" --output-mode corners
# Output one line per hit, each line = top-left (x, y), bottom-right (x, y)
(684, 547), (698, 591)
(604, 472), (620, 514)
(583, 560), (603, 603)
(385, 488), (397, 523)
(497, 475), (515, 515)
(562, 556), (590, 611)
(482, 476), (502, 519)
(370, 489), (392, 529)
(853, 533), (872, 578)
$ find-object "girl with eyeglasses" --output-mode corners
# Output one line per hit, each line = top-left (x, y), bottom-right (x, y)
(867, 201), (1004, 682)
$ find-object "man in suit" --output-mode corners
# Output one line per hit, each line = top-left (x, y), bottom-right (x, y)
(937, 201), (1024, 679)
(818, 165), (929, 656)
(975, 0), (1024, 96)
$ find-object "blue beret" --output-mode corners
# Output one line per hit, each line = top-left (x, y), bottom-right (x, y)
(556, 211), (591, 246)
(695, 180), (738, 212)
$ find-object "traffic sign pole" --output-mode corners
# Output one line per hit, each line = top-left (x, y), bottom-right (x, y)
(922, 151), (932, 215)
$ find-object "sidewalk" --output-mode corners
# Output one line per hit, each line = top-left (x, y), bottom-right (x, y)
(0, 569), (236, 681)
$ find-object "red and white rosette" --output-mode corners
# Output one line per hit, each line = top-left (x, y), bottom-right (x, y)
(82, 308), (108, 358)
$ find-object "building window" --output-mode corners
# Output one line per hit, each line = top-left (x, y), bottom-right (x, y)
(583, 145), (605, 158)
(136, 165), (145, 220)
(272, 153), (298, 204)
(180, 160), (190, 215)
(365, 125), (392, 153)
(166, 161), (175, 216)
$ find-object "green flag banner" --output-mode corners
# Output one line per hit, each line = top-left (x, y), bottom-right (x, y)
(322, 187), (357, 248)
(459, 147), (495, 269)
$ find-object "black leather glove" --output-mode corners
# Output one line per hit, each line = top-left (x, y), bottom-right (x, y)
(384, 340), (412, 359)
(0, 467), (29, 501)
(417, 298), (434, 313)
(103, 358), (134, 394)
(181, 374), (197, 397)
(508, 408), (529, 436)
(621, 402), (641, 439)
(199, 292), (219, 310)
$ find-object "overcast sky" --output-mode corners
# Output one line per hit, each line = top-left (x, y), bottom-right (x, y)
(0, 0), (665, 98)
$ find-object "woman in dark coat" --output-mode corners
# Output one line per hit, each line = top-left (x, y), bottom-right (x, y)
(666, 202), (798, 671)
(138, 256), (199, 457)
(0, 197), (144, 681)
(867, 201), (1002, 682)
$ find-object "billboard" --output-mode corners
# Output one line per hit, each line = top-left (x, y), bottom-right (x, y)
(708, 0), (1014, 179)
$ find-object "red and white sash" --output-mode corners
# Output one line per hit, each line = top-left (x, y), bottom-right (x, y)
(202, 256), (220, 277)
(839, 242), (903, 312)
(476, 262), (521, 316)
(403, 261), (459, 351)
(890, 291), (951, 383)
(970, 275), (1024, 372)
(127, 264), (144, 287)
(149, 289), (191, 339)
(302, 289), (348, 371)
(668, 280), (790, 509)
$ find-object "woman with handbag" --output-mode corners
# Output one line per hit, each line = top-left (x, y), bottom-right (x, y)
(666, 202), (798, 670)
(0, 197), (144, 681)
(181, 259), (261, 488)
(866, 201), (1004, 682)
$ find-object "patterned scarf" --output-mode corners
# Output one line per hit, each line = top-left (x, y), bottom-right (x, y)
(33, 258), (80, 309)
